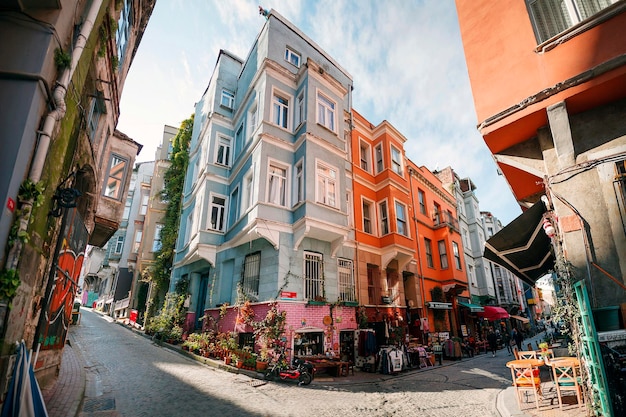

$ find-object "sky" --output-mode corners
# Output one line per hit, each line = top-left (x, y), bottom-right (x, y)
(117, 0), (522, 225)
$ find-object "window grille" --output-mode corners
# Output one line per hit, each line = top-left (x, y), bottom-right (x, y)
(304, 252), (324, 300)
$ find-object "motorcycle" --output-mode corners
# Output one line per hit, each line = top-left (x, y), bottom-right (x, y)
(264, 356), (315, 386)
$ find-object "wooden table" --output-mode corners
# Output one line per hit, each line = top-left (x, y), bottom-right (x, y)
(550, 357), (580, 366)
(506, 358), (545, 368)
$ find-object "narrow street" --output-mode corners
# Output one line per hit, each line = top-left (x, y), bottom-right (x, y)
(70, 309), (515, 417)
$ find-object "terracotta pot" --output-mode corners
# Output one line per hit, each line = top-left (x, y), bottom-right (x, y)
(236, 361), (243, 368)
(224, 356), (231, 365)
(256, 360), (268, 371)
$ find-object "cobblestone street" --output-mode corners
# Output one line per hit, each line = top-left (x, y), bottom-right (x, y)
(65, 309), (519, 417)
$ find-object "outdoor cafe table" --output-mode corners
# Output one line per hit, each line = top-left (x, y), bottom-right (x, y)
(506, 358), (545, 369)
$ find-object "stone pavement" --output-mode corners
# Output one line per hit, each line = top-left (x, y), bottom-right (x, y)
(40, 317), (588, 417)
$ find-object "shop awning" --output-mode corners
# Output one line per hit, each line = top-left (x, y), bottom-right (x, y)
(458, 301), (484, 312)
(477, 306), (510, 321)
(483, 200), (555, 286)
(510, 315), (530, 324)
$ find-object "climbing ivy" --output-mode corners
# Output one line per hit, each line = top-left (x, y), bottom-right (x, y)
(149, 115), (193, 293)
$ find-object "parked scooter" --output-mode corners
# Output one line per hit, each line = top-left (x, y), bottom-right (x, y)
(264, 356), (315, 386)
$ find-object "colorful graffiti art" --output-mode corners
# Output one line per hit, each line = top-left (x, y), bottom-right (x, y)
(37, 208), (88, 350)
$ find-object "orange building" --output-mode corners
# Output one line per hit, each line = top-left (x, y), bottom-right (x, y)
(351, 110), (470, 342)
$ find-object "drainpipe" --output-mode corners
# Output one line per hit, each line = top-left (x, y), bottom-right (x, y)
(5, 0), (102, 272)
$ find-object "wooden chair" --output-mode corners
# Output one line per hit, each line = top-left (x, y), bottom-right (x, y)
(518, 350), (537, 360)
(551, 360), (583, 409)
(418, 347), (433, 368)
(510, 362), (542, 410)
(513, 347), (519, 360)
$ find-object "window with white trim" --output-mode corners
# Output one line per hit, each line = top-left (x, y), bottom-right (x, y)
(418, 189), (427, 215)
(242, 252), (261, 297)
(229, 187), (240, 226)
(304, 252), (324, 300)
(243, 170), (254, 212)
(391, 145), (402, 175)
(438, 240), (449, 269)
(375, 143), (384, 174)
(316, 161), (338, 207)
(395, 201), (408, 236)
(379, 200), (389, 235)
(152, 224), (164, 252)
(114, 235), (124, 254)
(215, 135), (231, 167)
(363, 200), (373, 234)
(424, 238), (434, 268)
(267, 163), (287, 206)
(139, 192), (149, 215)
(87, 92), (105, 141)
(285, 46), (301, 67)
(209, 194), (227, 232)
(221, 89), (234, 109)
(338, 259), (356, 302)
(316, 91), (336, 131)
(104, 154), (128, 200)
(116, 0), (133, 66)
(132, 229), (142, 253)
(453, 241), (462, 270)
(295, 160), (304, 205)
(360, 141), (371, 172)
(248, 104), (257, 140)
(296, 90), (305, 127)
(184, 212), (193, 244)
(526, 0), (618, 43)
(272, 91), (290, 129)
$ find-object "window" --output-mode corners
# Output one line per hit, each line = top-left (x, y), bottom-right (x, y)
(248, 104), (258, 139)
(316, 91), (336, 131)
(316, 162), (338, 207)
(215, 135), (232, 166)
(221, 89), (234, 109)
(116, 0), (133, 66)
(209, 194), (227, 231)
(87, 93), (105, 140)
(438, 240), (448, 269)
(122, 194), (132, 219)
(615, 160), (626, 232)
(379, 201), (389, 235)
(462, 228), (470, 248)
(418, 189), (426, 215)
(375, 144), (384, 173)
(243, 170), (254, 212)
(184, 211), (193, 244)
(304, 252), (324, 300)
(139, 192), (149, 215)
(152, 224), (164, 252)
(360, 141), (371, 172)
(338, 259), (355, 302)
(285, 46), (301, 67)
(295, 161), (304, 205)
(268, 163), (287, 206)
(132, 229), (142, 253)
(390, 145), (402, 175)
(296, 91), (305, 126)
(272, 91), (290, 129)
(367, 264), (378, 304)
(114, 236), (124, 254)
(104, 154), (128, 200)
(242, 252), (261, 297)
(453, 242), (462, 270)
(424, 238), (434, 268)
(527, 0), (617, 43)
(229, 187), (240, 226)
(395, 201), (408, 236)
(363, 200), (373, 234)
(433, 202), (441, 224)
(235, 124), (243, 157)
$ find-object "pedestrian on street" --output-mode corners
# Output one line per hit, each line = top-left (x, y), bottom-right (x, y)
(503, 330), (513, 355)
(512, 328), (524, 352)
(487, 328), (498, 357)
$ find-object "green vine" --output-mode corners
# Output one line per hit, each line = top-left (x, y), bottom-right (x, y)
(0, 269), (20, 307)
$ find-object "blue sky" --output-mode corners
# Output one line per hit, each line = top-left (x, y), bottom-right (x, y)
(117, 0), (522, 225)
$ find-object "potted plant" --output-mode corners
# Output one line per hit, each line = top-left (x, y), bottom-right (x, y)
(232, 352), (242, 368)
(256, 347), (270, 371)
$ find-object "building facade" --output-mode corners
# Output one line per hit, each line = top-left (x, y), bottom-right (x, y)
(0, 0), (154, 387)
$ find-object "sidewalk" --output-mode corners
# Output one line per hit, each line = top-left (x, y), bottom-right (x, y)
(40, 315), (587, 417)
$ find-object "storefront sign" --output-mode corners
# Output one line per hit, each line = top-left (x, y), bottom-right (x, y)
(427, 302), (452, 310)
(280, 291), (297, 299)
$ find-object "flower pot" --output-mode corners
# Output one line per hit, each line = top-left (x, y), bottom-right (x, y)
(224, 356), (231, 365)
(236, 361), (243, 368)
(256, 360), (268, 371)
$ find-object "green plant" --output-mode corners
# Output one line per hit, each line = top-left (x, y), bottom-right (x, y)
(0, 269), (20, 306)
(54, 48), (71, 70)
(19, 179), (45, 208)
(253, 303), (286, 354)
(111, 55), (119, 71)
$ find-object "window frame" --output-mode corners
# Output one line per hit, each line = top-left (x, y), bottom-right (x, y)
(243, 169), (255, 213)
(285, 46), (301, 68)
(304, 251), (324, 300)
(315, 160), (339, 208)
(214, 134), (232, 167)
(316, 90), (336, 132)
(267, 160), (289, 207)
(453, 241), (462, 270)
(375, 143), (384, 174)
(114, 235), (124, 254)
(229, 186), (240, 227)
(132, 229), (142, 253)
(152, 224), (164, 252)
(208, 193), (228, 232)
(272, 88), (292, 131)
(362, 198), (374, 235)
(103, 153), (128, 200)
(242, 252), (261, 297)
(360, 140), (372, 172)
(337, 258), (356, 302)
(395, 200), (409, 237)
(418, 189), (427, 215)
(378, 200), (389, 235)
(296, 90), (306, 127)
(438, 239), (449, 270)
(248, 103), (258, 141)
(390, 145), (403, 175)
(221, 89), (235, 109)
(294, 160), (304, 206)
(424, 238), (434, 268)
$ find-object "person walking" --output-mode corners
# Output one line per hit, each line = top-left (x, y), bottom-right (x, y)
(487, 328), (498, 357)
(503, 330), (513, 355)
(512, 328), (524, 352)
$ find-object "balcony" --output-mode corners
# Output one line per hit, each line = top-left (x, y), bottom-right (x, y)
(433, 210), (459, 232)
